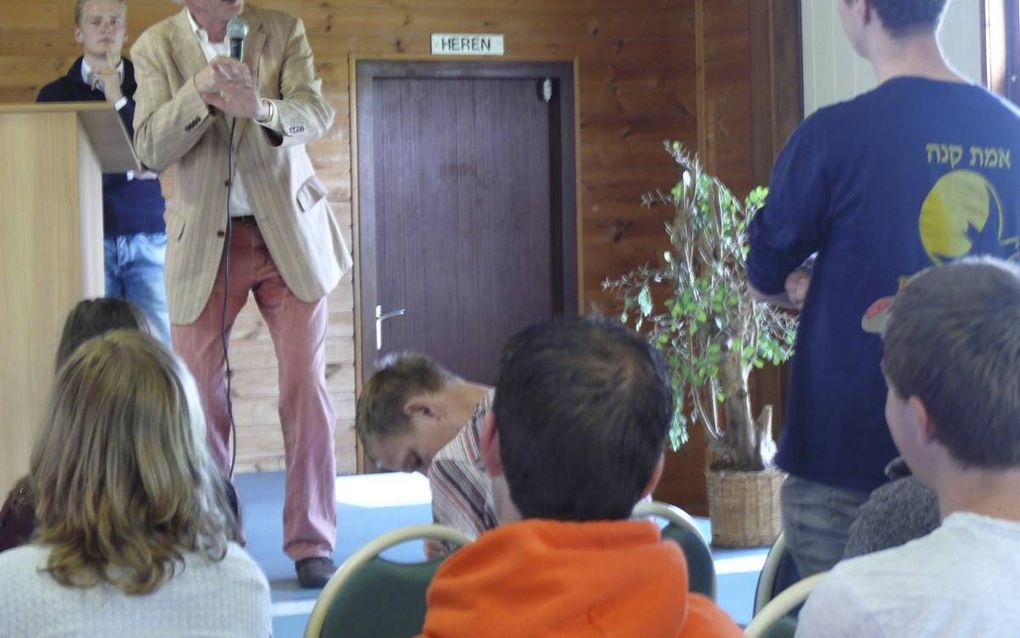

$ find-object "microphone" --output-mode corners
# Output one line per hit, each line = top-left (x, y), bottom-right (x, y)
(226, 16), (248, 61)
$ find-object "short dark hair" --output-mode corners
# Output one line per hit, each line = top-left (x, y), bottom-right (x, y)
(355, 353), (459, 444)
(883, 258), (1020, 468)
(55, 298), (150, 369)
(850, 0), (947, 36)
(493, 315), (672, 521)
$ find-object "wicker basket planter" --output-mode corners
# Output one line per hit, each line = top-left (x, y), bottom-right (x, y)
(706, 467), (786, 547)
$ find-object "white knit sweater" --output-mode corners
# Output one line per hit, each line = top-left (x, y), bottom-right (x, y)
(0, 542), (271, 637)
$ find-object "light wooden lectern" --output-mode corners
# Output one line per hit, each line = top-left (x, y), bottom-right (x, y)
(0, 102), (139, 494)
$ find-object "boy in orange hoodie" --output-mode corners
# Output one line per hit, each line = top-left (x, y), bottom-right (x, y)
(420, 315), (743, 637)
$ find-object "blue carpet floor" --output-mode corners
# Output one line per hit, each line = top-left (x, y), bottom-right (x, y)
(234, 471), (768, 637)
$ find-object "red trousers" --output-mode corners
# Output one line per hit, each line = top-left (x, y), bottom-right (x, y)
(172, 220), (336, 561)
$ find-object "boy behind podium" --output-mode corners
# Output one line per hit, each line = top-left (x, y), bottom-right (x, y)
(420, 315), (741, 637)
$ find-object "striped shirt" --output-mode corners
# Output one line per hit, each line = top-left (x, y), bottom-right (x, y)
(428, 390), (498, 550)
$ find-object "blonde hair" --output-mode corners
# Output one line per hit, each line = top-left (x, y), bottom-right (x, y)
(356, 353), (458, 444)
(30, 330), (235, 595)
(74, 0), (127, 26)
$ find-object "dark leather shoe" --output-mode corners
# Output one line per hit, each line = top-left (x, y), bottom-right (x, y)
(295, 557), (336, 588)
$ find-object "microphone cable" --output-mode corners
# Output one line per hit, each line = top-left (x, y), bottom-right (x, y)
(221, 115), (239, 478)
(216, 31), (249, 477)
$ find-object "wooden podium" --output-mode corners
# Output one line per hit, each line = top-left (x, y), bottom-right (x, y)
(0, 103), (139, 494)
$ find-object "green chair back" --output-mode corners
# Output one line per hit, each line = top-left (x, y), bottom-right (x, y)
(304, 524), (473, 638)
(632, 500), (718, 600)
(320, 555), (447, 638)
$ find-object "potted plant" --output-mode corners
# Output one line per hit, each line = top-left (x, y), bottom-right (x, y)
(604, 141), (797, 546)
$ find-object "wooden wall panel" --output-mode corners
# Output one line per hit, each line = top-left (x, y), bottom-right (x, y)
(1, 0), (797, 514)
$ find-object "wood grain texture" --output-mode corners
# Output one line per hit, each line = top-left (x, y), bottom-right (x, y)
(0, 109), (105, 494)
(1, 0), (797, 513)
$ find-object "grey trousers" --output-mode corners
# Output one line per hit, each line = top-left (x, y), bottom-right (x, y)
(780, 475), (870, 577)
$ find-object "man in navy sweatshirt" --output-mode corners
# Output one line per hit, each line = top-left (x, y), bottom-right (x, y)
(38, 0), (169, 345)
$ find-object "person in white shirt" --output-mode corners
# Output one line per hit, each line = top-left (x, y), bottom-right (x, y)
(796, 257), (1020, 637)
(0, 331), (270, 637)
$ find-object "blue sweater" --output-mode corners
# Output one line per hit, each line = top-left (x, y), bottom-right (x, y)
(36, 57), (165, 238)
(748, 78), (1020, 492)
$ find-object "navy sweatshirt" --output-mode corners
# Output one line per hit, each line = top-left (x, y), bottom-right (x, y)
(37, 57), (165, 238)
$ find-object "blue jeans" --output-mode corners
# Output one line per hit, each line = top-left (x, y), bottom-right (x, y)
(104, 233), (171, 346)
(780, 475), (869, 577)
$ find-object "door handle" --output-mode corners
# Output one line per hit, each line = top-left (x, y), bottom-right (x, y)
(375, 305), (407, 351)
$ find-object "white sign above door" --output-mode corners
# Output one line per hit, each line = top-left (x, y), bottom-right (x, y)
(431, 33), (505, 56)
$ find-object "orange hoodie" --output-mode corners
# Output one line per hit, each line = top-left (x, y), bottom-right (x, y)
(419, 519), (743, 637)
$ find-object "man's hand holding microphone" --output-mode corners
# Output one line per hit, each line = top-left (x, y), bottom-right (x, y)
(193, 17), (269, 122)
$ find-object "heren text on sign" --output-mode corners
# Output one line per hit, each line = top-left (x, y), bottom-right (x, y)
(431, 33), (505, 56)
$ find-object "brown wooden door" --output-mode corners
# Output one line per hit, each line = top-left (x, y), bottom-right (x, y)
(356, 61), (577, 387)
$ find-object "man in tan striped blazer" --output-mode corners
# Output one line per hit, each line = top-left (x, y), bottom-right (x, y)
(131, 0), (351, 588)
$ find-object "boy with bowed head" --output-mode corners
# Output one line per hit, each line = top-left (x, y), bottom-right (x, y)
(357, 354), (497, 556)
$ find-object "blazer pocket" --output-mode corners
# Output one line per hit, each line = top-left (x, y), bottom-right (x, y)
(296, 176), (327, 213)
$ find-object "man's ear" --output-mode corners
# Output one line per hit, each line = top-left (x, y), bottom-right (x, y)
(403, 396), (433, 419)
(859, 0), (876, 26)
(908, 396), (938, 444)
(74, 26), (84, 45)
(479, 412), (503, 477)
(640, 453), (665, 499)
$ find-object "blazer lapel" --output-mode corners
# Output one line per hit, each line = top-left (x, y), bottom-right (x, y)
(232, 8), (266, 154)
(243, 9), (266, 75)
(170, 8), (230, 144)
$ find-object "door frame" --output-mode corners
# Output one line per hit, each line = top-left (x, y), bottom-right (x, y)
(350, 56), (580, 471)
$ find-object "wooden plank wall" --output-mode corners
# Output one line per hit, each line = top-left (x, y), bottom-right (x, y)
(0, 0), (798, 513)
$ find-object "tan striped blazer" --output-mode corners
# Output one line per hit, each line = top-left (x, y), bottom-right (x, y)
(131, 5), (352, 325)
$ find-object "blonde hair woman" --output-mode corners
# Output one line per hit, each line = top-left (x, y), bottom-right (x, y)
(0, 331), (270, 636)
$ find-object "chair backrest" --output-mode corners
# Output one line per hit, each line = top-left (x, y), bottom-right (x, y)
(743, 572), (827, 638)
(753, 531), (801, 615)
(303, 524), (473, 638)
(632, 500), (717, 600)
